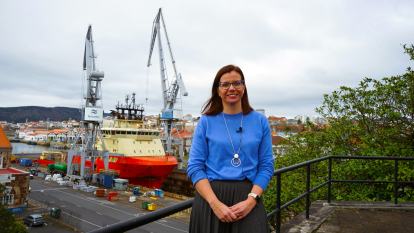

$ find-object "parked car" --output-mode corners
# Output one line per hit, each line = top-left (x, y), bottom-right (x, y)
(23, 214), (44, 227)
(30, 174), (34, 179)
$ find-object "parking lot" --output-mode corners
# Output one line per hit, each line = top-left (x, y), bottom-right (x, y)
(23, 217), (78, 233)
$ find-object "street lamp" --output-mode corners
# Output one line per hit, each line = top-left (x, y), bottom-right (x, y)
(40, 190), (44, 214)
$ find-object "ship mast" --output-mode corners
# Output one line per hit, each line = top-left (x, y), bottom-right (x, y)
(147, 8), (188, 158)
(67, 25), (110, 179)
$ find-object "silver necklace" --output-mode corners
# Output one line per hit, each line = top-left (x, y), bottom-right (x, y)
(222, 112), (243, 167)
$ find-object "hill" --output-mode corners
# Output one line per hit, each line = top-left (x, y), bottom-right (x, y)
(0, 106), (109, 123)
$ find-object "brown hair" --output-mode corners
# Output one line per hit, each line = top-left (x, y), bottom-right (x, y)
(201, 65), (254, 116)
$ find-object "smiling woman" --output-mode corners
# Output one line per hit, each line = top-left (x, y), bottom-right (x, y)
(187, 65), (274, 233)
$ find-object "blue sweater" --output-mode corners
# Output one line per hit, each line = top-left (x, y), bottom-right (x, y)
(187, 111), (274, 191)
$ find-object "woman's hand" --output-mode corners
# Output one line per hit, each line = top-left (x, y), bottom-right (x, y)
(211, 202), (238, 223)
(229, 197), (256, 220)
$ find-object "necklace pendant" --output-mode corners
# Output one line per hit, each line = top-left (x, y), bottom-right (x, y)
(234, 154), (239, 159)
(231, 157), (241, 167)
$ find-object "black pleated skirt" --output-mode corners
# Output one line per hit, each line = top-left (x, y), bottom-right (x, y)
(189, 179), (270, 233)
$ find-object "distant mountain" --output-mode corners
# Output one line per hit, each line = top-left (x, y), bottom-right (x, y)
(0, 106), (111, 123)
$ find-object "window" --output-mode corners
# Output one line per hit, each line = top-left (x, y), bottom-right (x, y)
(116, 131), (120, 134)
(152, 150), (154, 153)
(154, 141), (156, 144)
(121, 131), (126, 135)
(140, 141), (142, 144)
(127, 131), (131, 135)
(148, 142), (150, 144)
(133, 141), (135, 144)
(0, 155), (2, 168)
(140, 150), (142, 153)
(134, 150), (136, 153)
(148, 150), (150, 153)
(2, 195), (14, 205)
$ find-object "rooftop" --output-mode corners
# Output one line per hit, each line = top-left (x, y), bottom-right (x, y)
(0, 168), (26, 174)
(0, 126), (12, 148)
(281, 200), (414, 233)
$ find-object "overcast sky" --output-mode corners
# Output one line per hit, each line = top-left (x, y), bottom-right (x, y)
(1, 1), (414, 119)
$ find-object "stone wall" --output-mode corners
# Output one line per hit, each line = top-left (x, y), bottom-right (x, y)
(2, 150), (12, 169)
(8, 172), (30, 207)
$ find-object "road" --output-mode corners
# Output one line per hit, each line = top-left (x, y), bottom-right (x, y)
(29, 178), (189, 233)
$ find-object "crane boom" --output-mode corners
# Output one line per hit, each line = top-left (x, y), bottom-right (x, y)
(67, 25), (109, 179)
(147, 8), (188, 158)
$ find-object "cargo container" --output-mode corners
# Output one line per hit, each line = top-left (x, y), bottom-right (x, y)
(20, 158), (32, 167)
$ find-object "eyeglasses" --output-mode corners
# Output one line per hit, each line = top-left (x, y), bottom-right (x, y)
(218, 80), (245, 90)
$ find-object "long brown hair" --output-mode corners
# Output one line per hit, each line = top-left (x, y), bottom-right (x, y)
(202, 65), (254, 115)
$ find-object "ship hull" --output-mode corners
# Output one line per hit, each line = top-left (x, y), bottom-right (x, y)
(76, 155), (178, 189)
(39, 155), (178, 189)
(95, 155), (178, 189)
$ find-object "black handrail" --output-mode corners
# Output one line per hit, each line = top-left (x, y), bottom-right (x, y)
(88, 199), (193, 233)
(268, 155), (414, 233)
(88, 155), (414, 233)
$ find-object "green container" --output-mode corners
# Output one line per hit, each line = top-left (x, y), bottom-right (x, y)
(54, 163), (67, 171)
(142, 202), (150, 209)
(50, 207), (61, 218)
(48, 164), (55, 171)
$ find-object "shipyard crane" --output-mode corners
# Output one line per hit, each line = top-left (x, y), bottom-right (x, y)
(67, 25), (109, 179)
(147, 8), (188, 159)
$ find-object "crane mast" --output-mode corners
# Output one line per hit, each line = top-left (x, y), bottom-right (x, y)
(67, 25), (109, 179)
(147, 8), (188, 158)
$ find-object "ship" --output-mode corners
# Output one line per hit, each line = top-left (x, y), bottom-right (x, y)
(93, 94), (178, 189)
(37, 94), (178, 189)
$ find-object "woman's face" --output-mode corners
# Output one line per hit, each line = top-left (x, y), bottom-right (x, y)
(217, 71), (246, 107)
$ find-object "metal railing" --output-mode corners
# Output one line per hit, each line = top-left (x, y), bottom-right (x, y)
(88, 155), (414, 233)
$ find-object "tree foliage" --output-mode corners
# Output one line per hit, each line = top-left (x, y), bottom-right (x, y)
(263, 45), (414, 229)
(0, 184), (28, 233)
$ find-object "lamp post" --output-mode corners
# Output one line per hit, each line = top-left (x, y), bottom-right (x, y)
(40, 190), (44, 214)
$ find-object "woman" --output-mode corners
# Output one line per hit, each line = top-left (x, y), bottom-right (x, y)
(187, 65), (274, 232)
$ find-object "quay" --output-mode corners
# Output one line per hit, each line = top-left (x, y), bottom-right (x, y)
(12, 162), (191, 232)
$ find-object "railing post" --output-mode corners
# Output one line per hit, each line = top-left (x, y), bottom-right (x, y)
(306, 164), (310, 219)
(328, 157), (331, 203)
(395, 159), (398, 204)
(276, 174), (281, 233)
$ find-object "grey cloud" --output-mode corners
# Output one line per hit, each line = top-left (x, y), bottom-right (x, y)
(1, 0), (414, 119)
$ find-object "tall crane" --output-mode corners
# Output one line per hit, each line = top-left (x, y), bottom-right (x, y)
(67, 25), (109, 179)
(147, 8), (188, 159)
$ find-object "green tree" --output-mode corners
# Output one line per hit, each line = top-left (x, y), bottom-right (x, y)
(264, 45), (414, 229)
(297, 119), (302, 125)
(0, 184), (28, 233)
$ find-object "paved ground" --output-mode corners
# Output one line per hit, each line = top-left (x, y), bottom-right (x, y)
(24, 175), (190, 233)
(317, 209), (414, 233)
(24, 217), (78, 233)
